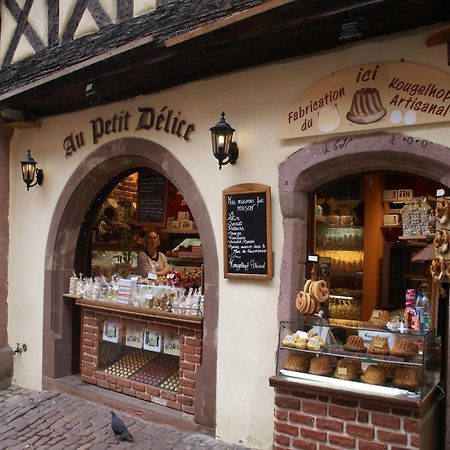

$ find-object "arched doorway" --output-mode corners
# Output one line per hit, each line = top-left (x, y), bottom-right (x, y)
(278, 132), (450, 322)
(277, 131), (450, 446)
(43, 137), (218, 428)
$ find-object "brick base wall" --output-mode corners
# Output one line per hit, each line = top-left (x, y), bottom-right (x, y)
(272, 384), (425, 450)
(80, 307), (202, 414)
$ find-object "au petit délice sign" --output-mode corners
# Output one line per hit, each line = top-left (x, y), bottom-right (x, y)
(63, 105), (195, 157)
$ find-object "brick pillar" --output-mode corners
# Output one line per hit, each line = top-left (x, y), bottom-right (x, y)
(0, 127), (13, 390)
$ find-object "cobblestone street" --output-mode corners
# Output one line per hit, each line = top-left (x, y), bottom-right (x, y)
(0, 386), (252, 450)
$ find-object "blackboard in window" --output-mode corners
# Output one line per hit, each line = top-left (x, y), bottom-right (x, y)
(223, 183), (272, 280)
(137, 171), (168, 226)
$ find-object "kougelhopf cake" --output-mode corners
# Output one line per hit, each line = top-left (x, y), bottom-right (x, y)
(344, 335), (366, 353)
(367, 336), (390, 356)
(283, 353), (310, 372)
(379, 363), (396, 380)
(309, 355), (332, 376)
(346, 88), (387, 125)
(392, 367), (419, 391)
(390, 338), (418, 358)
(369, 309), (391, 326)
(361, 364), (387, 385)
(334, 359), (358, 381)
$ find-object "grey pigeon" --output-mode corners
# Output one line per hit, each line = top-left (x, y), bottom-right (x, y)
(111, 410), (134, 442)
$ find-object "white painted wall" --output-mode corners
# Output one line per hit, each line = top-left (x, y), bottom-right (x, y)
(7, 26), (450, 449)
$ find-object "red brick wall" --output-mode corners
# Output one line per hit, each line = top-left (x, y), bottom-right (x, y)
(80, 308), (202, 414)
(273, 385), (421, 450)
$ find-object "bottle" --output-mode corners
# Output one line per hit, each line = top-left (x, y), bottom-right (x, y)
(69, 271), (78, 295)
(414, 292), (423, 332)
(422, 292), (430, 332)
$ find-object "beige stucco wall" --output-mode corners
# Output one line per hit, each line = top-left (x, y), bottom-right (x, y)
(7, 25), (450, 449)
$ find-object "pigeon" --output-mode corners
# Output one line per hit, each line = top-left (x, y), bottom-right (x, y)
(110, 410), (134, 442)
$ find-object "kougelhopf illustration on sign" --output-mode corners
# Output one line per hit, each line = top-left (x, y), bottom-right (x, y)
(346, 87), (387, 124)
(317, 104), (341, 132)
(278, 62), (450, 139)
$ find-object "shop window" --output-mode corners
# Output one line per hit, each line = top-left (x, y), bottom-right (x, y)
(310, 172), (442, 322)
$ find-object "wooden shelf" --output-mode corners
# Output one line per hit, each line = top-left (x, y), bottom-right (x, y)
(92, 242), (142, 252)
(64, 295), (202, 324)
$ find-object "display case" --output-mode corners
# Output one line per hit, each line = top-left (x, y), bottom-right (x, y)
(276, 320), (441, 402)
(315, 223), (364, 319)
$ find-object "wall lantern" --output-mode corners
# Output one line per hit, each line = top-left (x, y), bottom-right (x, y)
(20, 150), (44, 191)
(209, 112), (239, 170)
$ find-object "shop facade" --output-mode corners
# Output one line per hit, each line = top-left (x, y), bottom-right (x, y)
(0, 3), (449, 449)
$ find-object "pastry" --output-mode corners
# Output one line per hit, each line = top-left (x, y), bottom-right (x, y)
(361, 364), (386, 385)
(393, 367), (419, 391)
(369, 310), (390, 326)
(307, 336), (325, 351)
(311, 280), (330, 303)
(309, 355), (332, 376)
(282, 334), (296, 348)
(294, 336), (308, 350)
(435, 198), (450, 225)
(344, 335), (366, 353)
(284, 353), (310, 372)
(434, 229), (449, 253)
(390, 338), (418, 358)
(367, 336), (390, 356)
(379, 363), (396, 380)
(334, 358), (358, 381)
(346, 88), (386, 124)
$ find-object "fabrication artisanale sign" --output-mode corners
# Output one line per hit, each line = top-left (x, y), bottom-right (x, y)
(223, 183), (272, 280)
(63, 106), (195, 157)
(278, 62), (450, 139)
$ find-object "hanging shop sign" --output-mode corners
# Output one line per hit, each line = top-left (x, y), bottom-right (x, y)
(63, 105), (195, 157)
(278, 62), (450, 140)
(223, 183), (272, 280)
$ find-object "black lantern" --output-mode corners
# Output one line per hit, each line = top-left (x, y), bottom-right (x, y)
(209, 112), (239, 170)
(20, 150), (44, 191)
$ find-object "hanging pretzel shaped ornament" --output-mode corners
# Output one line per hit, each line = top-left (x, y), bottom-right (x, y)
(434, 229), (450, 253)
(430, 259), (441, 280)
(435, 198), (450, 225)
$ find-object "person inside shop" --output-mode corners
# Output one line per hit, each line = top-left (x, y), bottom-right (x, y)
(137, 230), (170, 278)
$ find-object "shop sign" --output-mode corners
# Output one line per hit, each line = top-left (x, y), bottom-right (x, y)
(63, 105), (195, 157)
(278, 62), (450, 140)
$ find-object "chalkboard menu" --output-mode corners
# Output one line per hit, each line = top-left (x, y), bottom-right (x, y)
(137, 171), (168, 226)
(223, 183), (272, 280)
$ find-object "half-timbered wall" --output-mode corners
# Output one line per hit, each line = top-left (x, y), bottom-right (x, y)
(0, 0), (157, 65)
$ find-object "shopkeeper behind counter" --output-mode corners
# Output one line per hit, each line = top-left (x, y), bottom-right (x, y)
(137, 231), (170, 278)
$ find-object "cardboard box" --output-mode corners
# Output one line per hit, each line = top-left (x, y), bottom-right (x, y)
(177, 211), (190, 221)
(383, 189), (397, 201)
(397, 189), (413, 202)
(383, 214), (401, 226)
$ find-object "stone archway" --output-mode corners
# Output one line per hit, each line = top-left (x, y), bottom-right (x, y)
(277, 131), (450, 322)
(278, 130), (450, 446)
(43, 137), (218, 428)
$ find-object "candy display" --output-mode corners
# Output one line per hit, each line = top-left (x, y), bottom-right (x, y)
(104, 350), (154, 377)
(130, 354), (179, 386)
(159, 372), (179, 392)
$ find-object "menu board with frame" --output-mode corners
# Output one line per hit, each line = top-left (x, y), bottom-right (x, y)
(223, 183), (272, 280)
(137, 171), (168, 226)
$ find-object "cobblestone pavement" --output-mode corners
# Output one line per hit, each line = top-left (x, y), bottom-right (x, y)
(0, 386), (252, 450)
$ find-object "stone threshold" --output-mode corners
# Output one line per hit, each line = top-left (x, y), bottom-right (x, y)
(43, 374), (214, 436)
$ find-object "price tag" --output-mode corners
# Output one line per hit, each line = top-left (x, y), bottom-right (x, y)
(148, 272), (157, 280)
(338, 367), (348, 376)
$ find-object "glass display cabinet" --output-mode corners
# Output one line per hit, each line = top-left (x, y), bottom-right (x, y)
(276, 320), (441, 402)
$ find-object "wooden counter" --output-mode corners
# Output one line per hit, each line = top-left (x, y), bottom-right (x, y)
(63, 294), (202, 325)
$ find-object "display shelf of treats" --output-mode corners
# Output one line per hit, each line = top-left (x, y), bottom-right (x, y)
(64, 295), (203, 324)
(276, 320), (441, 402)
